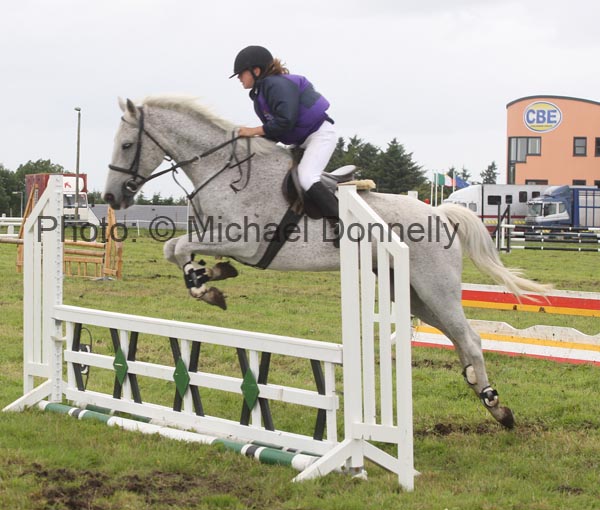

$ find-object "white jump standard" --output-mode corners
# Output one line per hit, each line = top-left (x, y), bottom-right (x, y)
(3, 176), (415, 490)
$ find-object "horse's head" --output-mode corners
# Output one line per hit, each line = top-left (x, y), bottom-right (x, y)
(104, 98), (166, 209)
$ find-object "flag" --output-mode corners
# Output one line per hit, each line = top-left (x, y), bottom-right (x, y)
(435, 173), (452, 186)
(454, 175), (470, 189)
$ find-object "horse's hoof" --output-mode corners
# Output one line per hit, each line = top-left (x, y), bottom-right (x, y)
(497, 407), (515, 429)
(211, 261), (239, 281)
(200, 287), (227, 310)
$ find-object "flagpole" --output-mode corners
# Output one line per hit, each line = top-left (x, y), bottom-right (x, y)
(434, 172), (438, 206)
(430, 175), (434, 204)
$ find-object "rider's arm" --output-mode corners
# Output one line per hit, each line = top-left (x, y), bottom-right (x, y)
(257, 76), (300, 140)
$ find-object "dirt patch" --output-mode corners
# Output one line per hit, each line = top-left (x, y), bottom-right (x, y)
(556, 485), (584, 495)
(22, 462), (258, 510)
(411, 358), (455, 371)
(415, 420), (550, 437)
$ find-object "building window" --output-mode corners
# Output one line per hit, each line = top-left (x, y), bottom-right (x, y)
(508, 164), (516, 184)
(505, 195), (513, 204)
(532, 191), (541, 199)
(572, 179), (586, 185)
(518, 191), (528, 203)
(487, 195), (501, 206)
(595, 138), (600, 157)
(525, 179), (548, 185)
(594, 180), (600, 188)
(527, 137), (541, 155)
(573, 137), (587, 156)
(509, 137), (542, 163)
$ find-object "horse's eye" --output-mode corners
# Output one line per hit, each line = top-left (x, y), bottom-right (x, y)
(122, 142), (134, 150)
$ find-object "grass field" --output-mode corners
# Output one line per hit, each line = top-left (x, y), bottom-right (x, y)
(0, 233), (599, 509)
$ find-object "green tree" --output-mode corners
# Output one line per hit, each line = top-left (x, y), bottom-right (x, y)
(326, 137), (349, 170)
(447, 166), (471, 182)
(14, 159), (65, 186)
(480, 161), (498, 184)
(372, 138), (426, 194)
(135, 191), (151, 205)
(87, 191), (105, 206)
(326, 136), (381, 179)
(0, 164), (20, 215)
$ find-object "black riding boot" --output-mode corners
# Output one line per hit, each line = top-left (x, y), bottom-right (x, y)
(305, 181), (340, 248)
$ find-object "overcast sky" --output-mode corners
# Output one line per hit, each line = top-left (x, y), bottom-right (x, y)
(2, 0), (599, 198)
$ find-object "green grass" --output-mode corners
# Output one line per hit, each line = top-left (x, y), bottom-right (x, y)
(1, 234), (599, 509)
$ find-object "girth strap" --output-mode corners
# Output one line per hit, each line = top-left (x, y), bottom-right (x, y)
(252, 208), (303, 270)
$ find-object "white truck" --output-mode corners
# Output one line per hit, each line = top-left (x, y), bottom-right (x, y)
(26, 173), (91, 224)
(444, 184), (549, 229)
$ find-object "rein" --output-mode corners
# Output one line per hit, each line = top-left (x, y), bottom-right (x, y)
(108, 107), (255, 198)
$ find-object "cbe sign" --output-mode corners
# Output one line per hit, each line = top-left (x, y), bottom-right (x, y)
(523, 101), (562, 133)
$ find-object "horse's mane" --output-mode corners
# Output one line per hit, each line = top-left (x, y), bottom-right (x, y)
(142, 95), (279, 156)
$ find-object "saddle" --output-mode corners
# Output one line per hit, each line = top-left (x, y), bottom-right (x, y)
(282, 150), (357, 218)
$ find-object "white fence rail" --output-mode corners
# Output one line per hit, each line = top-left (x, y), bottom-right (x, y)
(0, 214), (22, 238)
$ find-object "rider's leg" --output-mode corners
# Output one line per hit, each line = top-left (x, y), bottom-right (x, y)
(297, 120), (337, 191)
(298, 121), (339, 245)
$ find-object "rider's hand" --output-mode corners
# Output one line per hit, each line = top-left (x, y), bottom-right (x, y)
(238, 126), (264, 138)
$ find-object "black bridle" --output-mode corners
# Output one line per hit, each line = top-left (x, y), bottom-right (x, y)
(108, 107), (254, 199)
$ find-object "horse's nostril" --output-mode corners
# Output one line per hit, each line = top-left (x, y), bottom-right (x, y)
(104, 193), (115, 204)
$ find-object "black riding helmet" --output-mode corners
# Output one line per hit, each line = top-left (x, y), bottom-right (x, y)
(229, 45), (273, 78)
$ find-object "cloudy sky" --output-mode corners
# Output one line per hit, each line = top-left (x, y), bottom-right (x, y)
(2, 0), (599, 198)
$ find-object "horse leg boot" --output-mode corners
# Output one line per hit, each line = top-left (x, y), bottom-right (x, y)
(183, 259), (227, 310)
(463, 363), (515, 428)
(305, 181), (340, 248)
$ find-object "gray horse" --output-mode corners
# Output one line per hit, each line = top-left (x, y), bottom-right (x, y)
(104, 96), (550, 428)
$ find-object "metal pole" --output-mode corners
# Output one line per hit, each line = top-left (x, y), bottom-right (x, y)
(74, 107), (81, 222)
(12, 191), (23, 217)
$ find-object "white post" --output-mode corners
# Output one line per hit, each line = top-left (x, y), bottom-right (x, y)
(339, 186), (365, 471)
(42, 176), (65, 403)
(3, 175), (65, 412)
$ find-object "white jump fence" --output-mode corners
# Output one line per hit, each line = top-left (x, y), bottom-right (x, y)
(3, 176), (414, 489)
(498, 223), (600, 253)
(0, 214), (22, 238)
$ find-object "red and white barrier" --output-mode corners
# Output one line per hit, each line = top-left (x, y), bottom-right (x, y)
(414, 284), (600, 365)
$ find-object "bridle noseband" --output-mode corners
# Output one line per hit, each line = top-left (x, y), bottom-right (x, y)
(108, 107), (254, 199)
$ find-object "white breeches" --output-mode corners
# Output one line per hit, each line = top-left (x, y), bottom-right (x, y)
(297, 120), (337, 191)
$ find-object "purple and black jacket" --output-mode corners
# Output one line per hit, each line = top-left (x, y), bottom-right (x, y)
(250, 74), (332, 145)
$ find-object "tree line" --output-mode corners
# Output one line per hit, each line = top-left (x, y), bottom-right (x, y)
(326, 136), (499, 195)
(0, 159), (186, 216)
(0, 142), (499, 216)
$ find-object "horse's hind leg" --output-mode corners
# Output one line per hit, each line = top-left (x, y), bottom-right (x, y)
(411, 288), (515, 428)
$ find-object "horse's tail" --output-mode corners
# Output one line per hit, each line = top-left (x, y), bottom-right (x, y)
(437, 203), (552, 296)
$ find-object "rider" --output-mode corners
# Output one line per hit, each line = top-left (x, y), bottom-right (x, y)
(230, 45), (339, 244)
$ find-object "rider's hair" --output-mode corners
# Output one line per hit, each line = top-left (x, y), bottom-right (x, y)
(263, 58), (289, 77)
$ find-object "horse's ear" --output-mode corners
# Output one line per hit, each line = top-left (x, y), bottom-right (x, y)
(126, 98), (137, 115)
(119, 98), (138, 120)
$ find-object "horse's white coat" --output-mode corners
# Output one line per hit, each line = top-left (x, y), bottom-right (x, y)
(104, 96), (551, 427)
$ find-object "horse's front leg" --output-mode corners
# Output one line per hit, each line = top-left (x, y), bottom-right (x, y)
(163, 235), (242, 310)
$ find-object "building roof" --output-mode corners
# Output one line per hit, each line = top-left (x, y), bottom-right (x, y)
(90, 204), (190, 229)
(506, 95), (600, 108)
